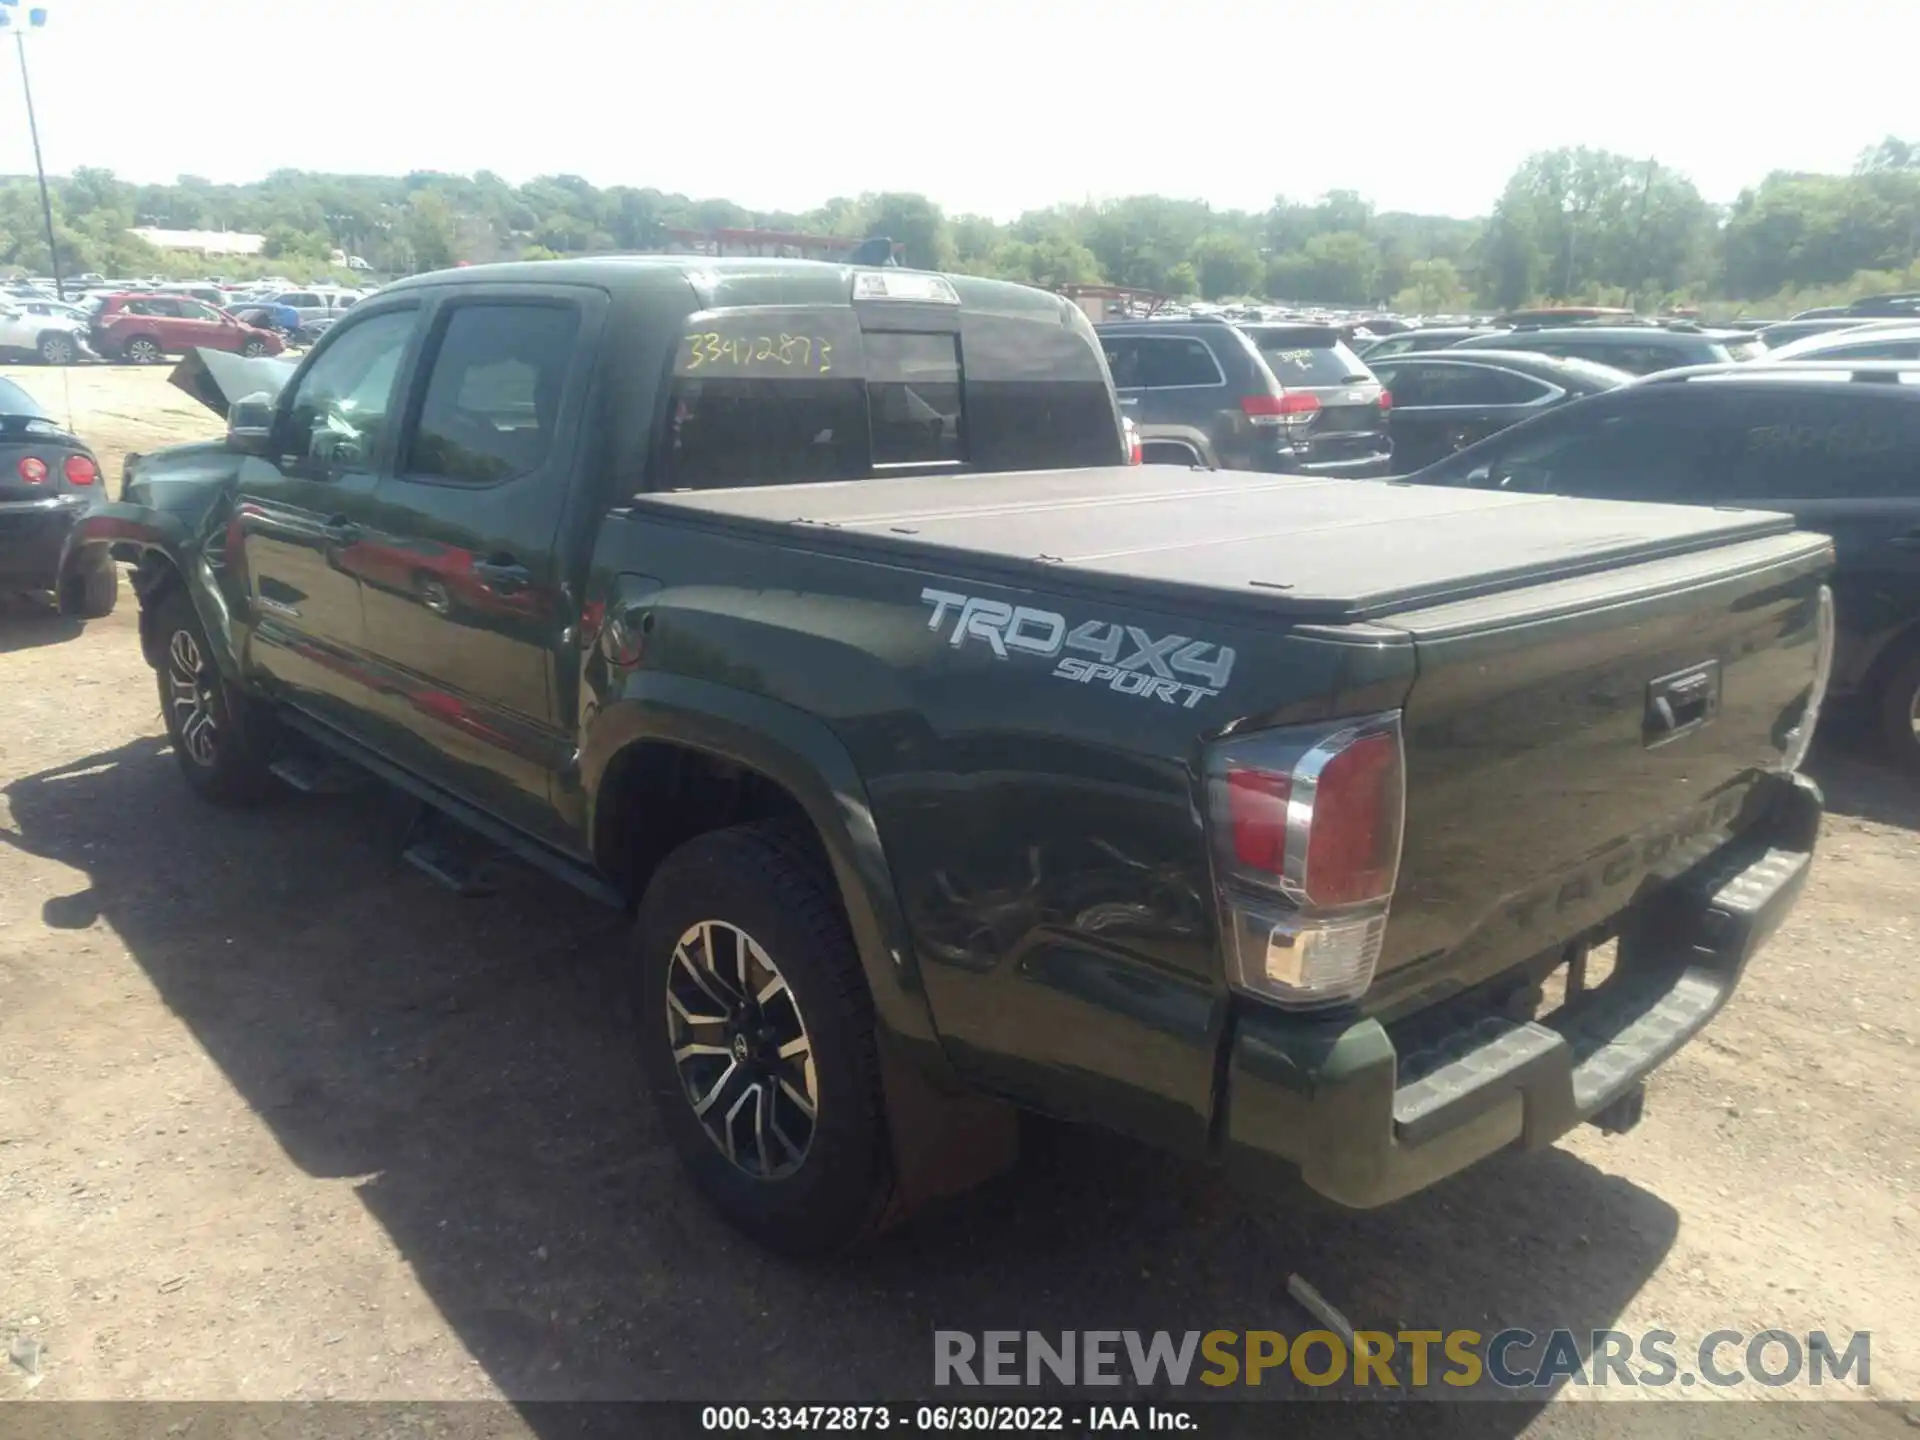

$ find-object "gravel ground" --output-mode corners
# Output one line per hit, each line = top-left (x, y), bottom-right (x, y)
(0, 367), (1915, 1435)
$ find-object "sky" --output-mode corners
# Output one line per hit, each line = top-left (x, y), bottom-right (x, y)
(0, 0), (1909, 222)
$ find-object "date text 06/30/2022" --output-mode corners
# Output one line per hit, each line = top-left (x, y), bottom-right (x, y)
(701, 1406), (1194, 1432)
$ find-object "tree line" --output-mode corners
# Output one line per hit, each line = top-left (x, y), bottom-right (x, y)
(2, 138), (1915, 316)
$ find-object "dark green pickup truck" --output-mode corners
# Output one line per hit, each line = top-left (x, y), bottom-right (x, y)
(63, 257), (1834, 1254)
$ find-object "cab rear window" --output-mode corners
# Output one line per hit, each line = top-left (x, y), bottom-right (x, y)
(656, 304), (1119, 491)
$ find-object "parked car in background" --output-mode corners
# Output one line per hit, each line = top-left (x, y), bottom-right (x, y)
(1494, 306), (1634, 327)
(259, 288), (362, 334)
(1355, 325), (1506, 359)
(1758, 322), (1920, 363)
(1407, 360), (1920, 766)
(1366, 349), (1630, 472)
(90, 293), (286, 364)
(0, 377), (115, 615)
(1098, 319), (1390, 474)
(0, 296), (96, 365)
(1757, 317), (1908, 349)
(1793, 293), (1920, 321)
(1454, 324), (1761, 374)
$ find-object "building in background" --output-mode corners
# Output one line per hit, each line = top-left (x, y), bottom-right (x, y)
(127, 227), (266, 258)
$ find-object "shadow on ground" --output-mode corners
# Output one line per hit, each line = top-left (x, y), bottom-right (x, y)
(4, 737), (1692, 1432)
(0, 593), (82, 653)
(1804, 714), (1920, 830)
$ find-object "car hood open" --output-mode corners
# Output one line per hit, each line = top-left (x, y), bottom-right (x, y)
(168, 347), (298, 418)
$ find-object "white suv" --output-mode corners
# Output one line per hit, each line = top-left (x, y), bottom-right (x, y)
(0, 298), (95, 365)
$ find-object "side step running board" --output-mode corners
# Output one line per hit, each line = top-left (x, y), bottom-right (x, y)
(402, 803), (497, 898)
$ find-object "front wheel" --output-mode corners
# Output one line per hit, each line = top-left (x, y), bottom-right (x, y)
(123, 335), (164, 365)
(38, 331), (77, 366)
(1878, 649), (1920, 771)
(240, 338), (268, 358)
(150, 588), (280, 805)
(634, 820), (892, 1255)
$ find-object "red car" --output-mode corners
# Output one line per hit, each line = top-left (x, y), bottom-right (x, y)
(89, 292), (285, 365)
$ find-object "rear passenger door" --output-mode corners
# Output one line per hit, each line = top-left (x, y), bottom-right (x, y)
(356, 287), (604, 843)
(1694, 389), (1920, 694)
(1100, 333), (1237, 466)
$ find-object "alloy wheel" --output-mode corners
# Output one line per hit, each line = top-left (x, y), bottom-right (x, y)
(665, 919), (818, 1180)
(166, 628), (218, 768)
(41, 335), (74, 365)
(129, 339), (160, 363)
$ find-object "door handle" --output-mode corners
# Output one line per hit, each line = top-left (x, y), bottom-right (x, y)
(321, 515), (360, 545)
(473, 557), (532, 594)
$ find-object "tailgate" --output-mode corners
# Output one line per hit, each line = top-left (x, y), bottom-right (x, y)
(1372, 527), (1832, 1013)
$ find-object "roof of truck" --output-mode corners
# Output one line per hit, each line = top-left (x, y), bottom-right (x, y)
(383, 256), (1076, 319)
(633, 469), (1804, 624)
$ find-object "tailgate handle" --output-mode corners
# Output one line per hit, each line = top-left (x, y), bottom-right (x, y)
(1645, 662), (1720, 747)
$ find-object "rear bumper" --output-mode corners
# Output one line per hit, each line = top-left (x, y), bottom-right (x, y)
(1221, 770), (1820, 1208)
(0, 496), (88, 586)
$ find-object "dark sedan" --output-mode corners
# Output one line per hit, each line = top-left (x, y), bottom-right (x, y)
(1356, 325), (1506, 359)
(1365, 349), (1631, 473)
(0, 378), (116, 615)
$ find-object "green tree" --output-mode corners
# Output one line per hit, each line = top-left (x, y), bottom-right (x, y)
(1190, 231), (1261, 299)
(864, 193), (954, 270)
(1393, 257), (1468, 312)
(403, 190), (459, 271)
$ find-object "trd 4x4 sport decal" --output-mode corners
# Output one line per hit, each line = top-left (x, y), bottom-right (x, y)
(920, 588), (1236, 709)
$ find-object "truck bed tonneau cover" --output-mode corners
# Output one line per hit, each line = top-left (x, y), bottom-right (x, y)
(632, 469), (1797, 624)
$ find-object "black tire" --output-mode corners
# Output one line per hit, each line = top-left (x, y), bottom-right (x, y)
(58, 560), (118, 619)
(123, 335), (164, 365)
(634, 819), (892, 1255)
(37, 330), (77, 366)
(150, 587), (280, 805)
(240, 338), (268, 358)
(1878, 648), (1920, 770)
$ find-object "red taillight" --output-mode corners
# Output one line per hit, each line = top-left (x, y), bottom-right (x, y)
(1378, 389), (1393, 411)
(1227, 768), (1292, 871)
(63, 454), (98, 486)
(1303, 730), (1401, 907)
(1207, 713), (1406, 1009)
(17, 456), (48, 484)
(1240, 392), (1320, 420)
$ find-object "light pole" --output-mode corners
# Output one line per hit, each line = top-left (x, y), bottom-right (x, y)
(1, 2), (62, 300)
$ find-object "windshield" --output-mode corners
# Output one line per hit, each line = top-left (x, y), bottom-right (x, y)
(0, 377), (50, 419)
(1246, 327), (1374, 385)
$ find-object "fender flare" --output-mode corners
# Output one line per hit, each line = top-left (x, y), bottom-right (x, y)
(62, 502), (242, 679)
(582, 671), (944, 1063)
(584, 675), (1018, 1208)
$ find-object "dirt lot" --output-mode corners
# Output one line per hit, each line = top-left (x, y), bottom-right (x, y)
(0, 366), (1915, 1432)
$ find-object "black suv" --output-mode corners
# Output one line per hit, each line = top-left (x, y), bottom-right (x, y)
(1454, 324), (1763, 374)
(1408, 361), (1920, 766)
(1096, 319), (1391, 474)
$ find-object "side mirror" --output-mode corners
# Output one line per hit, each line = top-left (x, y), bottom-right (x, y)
(227, 391), (276, 456)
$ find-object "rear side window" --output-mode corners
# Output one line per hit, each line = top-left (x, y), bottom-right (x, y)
(1246, 328), (1371, 386)
(1715, 390), (1920, 500)
(1448, 397), (1714, 500)
(1101, 335), (1224, 389)
(404, 303), (580, 484)
(1379, 362), (1548, 406)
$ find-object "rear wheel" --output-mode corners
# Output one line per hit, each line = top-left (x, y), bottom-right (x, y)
(150, 588), (279, 805)
(634, 820), (892, 1255)
(58, 560), (117, 619)
(123, 335), (164, 365)
(1878, 649), (1920, 770)
(37, 331), (77, 366)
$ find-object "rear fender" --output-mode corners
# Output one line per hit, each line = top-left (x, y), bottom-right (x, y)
(583, 674), (1016, 1207)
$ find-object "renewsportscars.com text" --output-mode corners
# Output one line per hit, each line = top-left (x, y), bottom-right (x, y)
(933, 1328), (1871, 1391)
